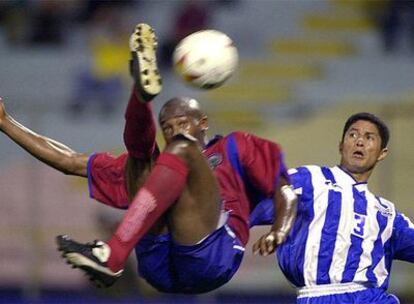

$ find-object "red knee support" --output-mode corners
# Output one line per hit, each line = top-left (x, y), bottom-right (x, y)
(107, 153), (189, 271)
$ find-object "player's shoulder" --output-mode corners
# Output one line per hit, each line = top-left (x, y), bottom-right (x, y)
(92, 151), (128, 160)
(226, 131), (275, 143)
(226, 130), (251, 139)
(372, 194), (402, 223)
(90, 151), (129, 168)
(288, 164), (321, 175)
(221, 131), (250, 146)
(375, 195), (396, 211)
(288, 165), (324, 187)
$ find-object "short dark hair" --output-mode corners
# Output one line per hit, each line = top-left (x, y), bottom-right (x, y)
(342, 112), (390, 149)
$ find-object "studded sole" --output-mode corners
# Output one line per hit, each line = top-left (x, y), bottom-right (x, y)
(129, 23), (162, 102)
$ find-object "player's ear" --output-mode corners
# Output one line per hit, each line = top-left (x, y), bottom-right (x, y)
(338, 141), (343, 154)
(199, 115), (208, 131)
(377, 147), (388, 162)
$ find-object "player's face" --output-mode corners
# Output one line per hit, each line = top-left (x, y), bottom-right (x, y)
(160, 115), (205, 144)
(339, 120), (388, 181)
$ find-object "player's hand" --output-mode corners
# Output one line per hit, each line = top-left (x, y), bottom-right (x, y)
(252, 230), (288, 256)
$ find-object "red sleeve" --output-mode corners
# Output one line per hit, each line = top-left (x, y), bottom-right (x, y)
(233, 131), (288, 197)
(87, 152), (129, 209)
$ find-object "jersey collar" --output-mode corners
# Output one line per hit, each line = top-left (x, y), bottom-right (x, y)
(333, 165), (369, 191)
(205, 135), (222, 149)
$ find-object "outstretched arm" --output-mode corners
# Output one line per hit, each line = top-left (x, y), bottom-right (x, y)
(228, 132), (297, 256)
(253, 176), (297, 256)
(0, 99), (88, 177)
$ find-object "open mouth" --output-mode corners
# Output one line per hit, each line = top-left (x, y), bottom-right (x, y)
(353, 151), (364, 158)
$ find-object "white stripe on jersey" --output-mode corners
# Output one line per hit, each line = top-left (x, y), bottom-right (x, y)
(373, 256), (387, 287)
(328, 172), (354, 283)
(303, 166), (330, 286)
(372, 197), (394, 287)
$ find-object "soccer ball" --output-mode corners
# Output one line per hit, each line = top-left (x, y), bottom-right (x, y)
(173, 30), (238, 89)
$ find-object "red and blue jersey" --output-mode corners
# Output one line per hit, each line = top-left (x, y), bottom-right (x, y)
(87, 131), (287, 246)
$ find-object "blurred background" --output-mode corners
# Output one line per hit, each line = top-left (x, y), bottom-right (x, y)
(1, 0), (414, 303)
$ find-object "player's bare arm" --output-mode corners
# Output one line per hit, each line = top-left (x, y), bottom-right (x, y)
(253, 176), (297, 256)
(0, 98), (89, 177)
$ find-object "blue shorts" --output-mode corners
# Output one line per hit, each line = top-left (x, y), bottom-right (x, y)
(134, 224), (244, 294)
(297, 288), (400, 304)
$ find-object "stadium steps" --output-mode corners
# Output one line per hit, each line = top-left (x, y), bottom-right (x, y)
(202, 60), (323, 108)
(301, 12), (375, 33)
(237, 60), (321, 81)
(209, 109), (265, 131)
(208, 0), (391, 124)
(269, 38), (356, 57)
(204, 82), (291, 104)
(237, 60), (323, 81)
(205, 0), (371, 128)
(329, 0), (388, 11)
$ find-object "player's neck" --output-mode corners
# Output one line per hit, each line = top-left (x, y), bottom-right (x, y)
(351, 172), (371, 183)
(342, 166), (373, 183)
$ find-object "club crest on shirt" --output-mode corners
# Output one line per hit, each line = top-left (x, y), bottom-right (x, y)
(375, 204), (394, 218)
(324, 180), (342, 191)
(207, 153), (223, 169)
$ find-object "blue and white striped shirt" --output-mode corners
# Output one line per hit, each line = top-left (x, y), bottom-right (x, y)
(277, 165), (414, 290)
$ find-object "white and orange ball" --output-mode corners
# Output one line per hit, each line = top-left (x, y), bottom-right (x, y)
(173, 30), (238, 89)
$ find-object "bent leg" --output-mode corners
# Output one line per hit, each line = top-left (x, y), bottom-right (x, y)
(164, 138), (221, 245)
(107, 145), (190, 271)
(108, 137), (220, 268)
(137, 139), (227, 293)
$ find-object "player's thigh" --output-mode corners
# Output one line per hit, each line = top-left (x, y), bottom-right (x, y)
(165, 140), (221, 245)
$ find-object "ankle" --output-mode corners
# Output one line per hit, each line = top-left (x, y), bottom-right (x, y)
(107, 237), (127, 272)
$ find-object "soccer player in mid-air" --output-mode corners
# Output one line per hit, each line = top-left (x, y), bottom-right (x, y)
(0, 23), (297, 293)
(253, 112), (414, 303)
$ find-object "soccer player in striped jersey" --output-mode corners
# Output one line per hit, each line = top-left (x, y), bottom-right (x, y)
(255, 112), (414, 303)
(0, 23), (297, 292)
